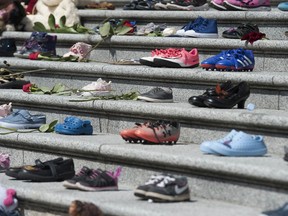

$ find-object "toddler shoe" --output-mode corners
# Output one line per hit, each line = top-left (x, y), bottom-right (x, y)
(278, 2), (288, 11)
(175, 17), (205, 36)
(79, 78), (112, 97)
(55, 116), (93, 135)
(184, 18), (218, 38)
(0, 103), (12, 118)
(63, 42), (92, 61)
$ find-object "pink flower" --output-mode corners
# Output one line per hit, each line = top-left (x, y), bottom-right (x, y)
(23, 83), (32, 92)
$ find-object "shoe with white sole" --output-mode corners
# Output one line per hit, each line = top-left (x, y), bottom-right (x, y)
(137, 87), (173, 103)
(79, 78), (112, 97)
(185, 18), (218, 38)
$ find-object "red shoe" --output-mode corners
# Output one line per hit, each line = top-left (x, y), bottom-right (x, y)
(120, 122), (152, 143)
(134, 121), (180, 144)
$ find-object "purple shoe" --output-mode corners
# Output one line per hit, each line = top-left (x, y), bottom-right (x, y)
(224, 0), (271, 11)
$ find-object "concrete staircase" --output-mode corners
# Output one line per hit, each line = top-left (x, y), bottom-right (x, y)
(0, 1), (288, 215)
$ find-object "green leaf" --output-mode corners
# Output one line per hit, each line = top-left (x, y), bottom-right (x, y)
(59, 16), (66, 28)
(47, 120), (58, 132)
(99, 22), (112, 37)
(33, 22), (47, 32)
(54, 27), (78, 34)
(48, 14), (56, 30)
(117, 26), (133, 35)
(39, 86), (52, 93)
(39, 124), (49, 132)
(51, 83), (66, 93)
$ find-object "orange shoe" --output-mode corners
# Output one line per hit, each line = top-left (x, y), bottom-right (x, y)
(134, 121), (180, 144)
(120, 122), (152, 143)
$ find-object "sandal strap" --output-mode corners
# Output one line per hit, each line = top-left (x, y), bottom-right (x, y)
(45, 162), (58, 178)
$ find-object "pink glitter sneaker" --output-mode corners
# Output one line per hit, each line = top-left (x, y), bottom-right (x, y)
(0, 153), (10, 170)
(0, 102), (12, 118)
(224, 0), (271, 10)
(210, 0), (227, 10)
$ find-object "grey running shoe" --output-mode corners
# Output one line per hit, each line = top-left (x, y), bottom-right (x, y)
(137, 87), (173, 102)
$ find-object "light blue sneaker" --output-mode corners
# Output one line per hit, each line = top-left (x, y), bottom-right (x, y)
(278, 2), (288, 11)
(200, 129), (238, 154)
(0, 110), (46, 129)
(209, 131), (267, 157)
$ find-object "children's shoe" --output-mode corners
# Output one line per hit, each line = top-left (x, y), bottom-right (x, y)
(76, 167), (122, 191)
(14, 32), (57, 59)
(222, 23), (259, 39)
(215, 49), (254, 71)
(166, 0), (209, 10)
(0, 153), (10, 171)
(0, 110), (46, 129)
(175, 17), (205, 36)
(153, 48), (199, 68)
(63, 166), (95, 189)
(79, 78), (112, 97)
(0, 38), (17, 57)
(201, 49), (235, 70)
(224, 0), (271, 11)
(120, 121), (153, 143)
(184, 19), (218, 38)
(55, 116), (93, 135)
(208, 131), (267, 156)
(278, 2), (288, 11)
(137, 87), (173, 102)
(0, 103), (12, 118)
(134, 121), (180, 144)
(210, 0), (227, 10)
(145, 175), (190, 202)
(63, 42), (92, 61)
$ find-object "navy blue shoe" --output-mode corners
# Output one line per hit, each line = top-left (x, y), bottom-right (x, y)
(175, 16), (205, 36)
(185, 18), (218, 38)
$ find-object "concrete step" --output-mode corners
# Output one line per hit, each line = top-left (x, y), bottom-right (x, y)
(2, 32), (287, 72)
(0, 90), (287, 155)
(1, 57), (287, 110)
(79, 10), (288, 40)
(0, 173), (263, 216)
(0, 131), (286, 210)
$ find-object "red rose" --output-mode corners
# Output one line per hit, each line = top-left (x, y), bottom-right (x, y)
(23, 83), (32, 92)
(29, 52), (40, 60)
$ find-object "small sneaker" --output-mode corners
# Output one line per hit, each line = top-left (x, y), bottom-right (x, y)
(76, 167), (122, 191)
(134, 121), (180, 144)
(208, 131), (267, 156)
(184, 18), (218, 38)
(166, 0), (209, 10)
(278, 2), (288, 11)
(153, 48), (199, 68)
(145, 175), (190, 202)
(63, 166), (95, 189)
(140, 48), (182, 67)
(137, 87), (173, 102)
(175, 17), (205, 36)
(0, 110), (46, 129)
(224, 0), (271, 10)
(79, 78), (112, 97)
(222, 23), (259, 39)
(120, 121), (153, 143)
(0, 153), (10, 171)
(210, 0), (227, 10)
(0, 103), (12, 118)
(215, 49), (254, 71)
(63, 42), (92, 61)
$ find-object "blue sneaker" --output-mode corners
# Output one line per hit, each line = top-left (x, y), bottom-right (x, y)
(0, 110), (46, 129)
(200, 129), (238, 154)
(215, 49), (254, 71)
(278, 2), (288, 11)
(208, 131), (267, 156)
(201, 49), (235, 70)
(184, 18), (218, 38)
(55, 116), (93, 135)
(175, 17), (205, 36)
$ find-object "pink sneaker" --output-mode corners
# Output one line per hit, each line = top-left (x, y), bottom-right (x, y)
(140, 48), (182, 67)
(0, 153), (10, 170)
(210, 0), (227, 10)
(153, 48), (199, 68)
(63, 42), (92, 61)
(224, 0), (271, 10)
(0, 103), (12, 118)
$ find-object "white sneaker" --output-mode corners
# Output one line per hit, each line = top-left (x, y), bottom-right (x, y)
(80, 78), (112, 97)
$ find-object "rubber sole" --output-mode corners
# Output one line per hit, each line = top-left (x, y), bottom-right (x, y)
(185, 32), (218, 38)
(75, 183), (118, 191)
(139, 58), (159, 67)
(210, 146), (267, 156)
(210, 1), (227, 10)
(137, 96), (173, 103)
(0, 122), (44, 129)
(134, 189), (148, 198)
(146, 191), (190, 202)
(17, 170), (75, 182)
(166, 3), (209, 10)
(63, 180), (79, 189)
(55, 128), (93, 135)
(153, 58), (199, 68)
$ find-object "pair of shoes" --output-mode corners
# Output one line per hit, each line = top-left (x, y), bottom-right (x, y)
(0, 153), (10, 172)
(136, 22), (166, 36)
(14, 32), (57, 59)
(261, 203), (288, 216)
(175, 16), (218, 38)
(189, 81), (250, 109)
(120, 120), (181, 144)
(0, 103), (12, 118)
(278, 2), (288, 11)
(79, 78), (112, 97)
(55, 116), (93, 135)
(134, 173), (190, 202)
(63, 166), (122, 191)
(200, 130), (267, 156)
(0, 110), (46, 129)
(5, 157), (75, 182)
(140, 48), (199, 68)
(201, 48), (255, 71)
(166, 0), (209, 10)
(210, 0), (271, 10)
(0, 38), (17, 57)
(222, 23), (259, 39)
(138, 87), (173, 102)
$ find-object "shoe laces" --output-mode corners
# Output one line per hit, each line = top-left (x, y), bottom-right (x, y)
(156, 176), (175, 187)
(145, 174), (165, 185)
(75, 167), (92, 177)
(194, 19), (209, 31)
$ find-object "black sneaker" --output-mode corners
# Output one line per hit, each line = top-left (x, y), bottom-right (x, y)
(166, 0), (209, 10)
(137, 87), (173, 102)
(63, 166), (95, 189)
(76, 167), (122, 191)
(262, 203), (288, 216)
(145, 175), (190, 202)
(222, 23), (259, 39)
(0, 38), (17, 57)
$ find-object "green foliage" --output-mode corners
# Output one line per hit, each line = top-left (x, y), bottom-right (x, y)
(28, 83), (71, 95)
(39, 120), (58, 133)
(99, 20), (133, 38)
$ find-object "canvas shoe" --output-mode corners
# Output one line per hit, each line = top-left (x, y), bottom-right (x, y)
(175, 17), (205, 36)
(0, 103), (12, 118)
(210, 0), (227, 10)
(184, 18), (218, 38)
(0, 110), (46, 129)
(140, 48), (182, 67)
(76, 167), (122, 191)
(208, 131), (267, 156)
(215, 49), (254, 71)
(166, 0), (209, 10)
(14, 32), (57, 58)
(224, 0), (271, 10)
(63, 42), (92, 61)
(63, 166), (95, 189)
(145, 175), (190, 202)
(201, 49), (237, 70)
(134, 121), (180, 144)
(79, 78), (112, 97)
(153, 48), (199, 68)
(137, 87), (173, 102)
